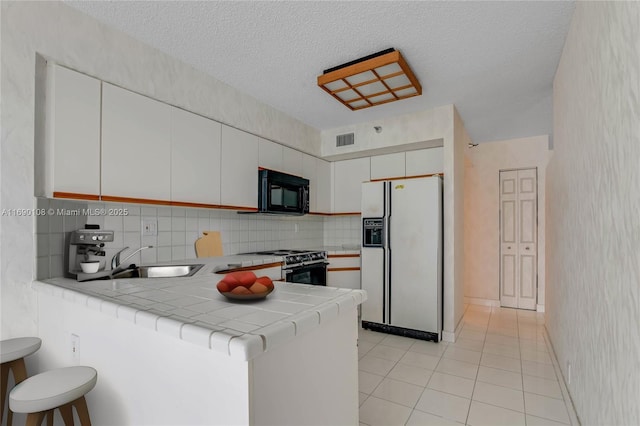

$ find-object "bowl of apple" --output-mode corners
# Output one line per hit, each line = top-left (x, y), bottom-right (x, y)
(216, 271), (275, 300)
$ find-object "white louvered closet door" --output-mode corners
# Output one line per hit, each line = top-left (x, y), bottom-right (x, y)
(500, 168), (538, 310)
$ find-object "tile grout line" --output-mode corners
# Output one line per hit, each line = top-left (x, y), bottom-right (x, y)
(464, 310), (486, 425)
(518, 309), (529, 426)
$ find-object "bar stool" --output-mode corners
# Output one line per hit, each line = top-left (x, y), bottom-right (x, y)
(9, 366), (97, 426)
(1, 337), (42, 425)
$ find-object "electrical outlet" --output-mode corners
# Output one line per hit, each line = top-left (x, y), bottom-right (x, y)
(71, 333), (80, 361)
(142, 218), (158, 236)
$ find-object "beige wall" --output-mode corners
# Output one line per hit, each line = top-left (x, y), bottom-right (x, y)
(0, 1), (319, 338)
(463, 135), (550, 308)
(548, 2), (639, 424)
(320, 105), (450, 160)
(449, 108), (469, 335)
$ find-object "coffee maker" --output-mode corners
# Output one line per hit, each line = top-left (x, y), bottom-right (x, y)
(65, 225), (114, 281)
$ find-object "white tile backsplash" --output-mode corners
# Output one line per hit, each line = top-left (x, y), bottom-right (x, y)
(36, 199), (356, 279)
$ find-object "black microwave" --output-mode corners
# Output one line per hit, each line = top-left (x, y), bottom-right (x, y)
(258, 169), (309, 215)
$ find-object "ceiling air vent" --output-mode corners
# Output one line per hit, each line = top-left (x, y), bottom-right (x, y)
(336, 133), (355, 147)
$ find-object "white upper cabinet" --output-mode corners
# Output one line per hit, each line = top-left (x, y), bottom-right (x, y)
(101, 83), (172, 201)
(405, 147), (443, 176)
(220, 125), (259, 209)
(370, 152), (406, 180)
(282, 147), (303, 177)
(258, 138), (283, 171)
(316, 158), (331, 213)
(333, 157), (370, 213)
(43, 64), (101, 197)
(170, 108), (221, 205)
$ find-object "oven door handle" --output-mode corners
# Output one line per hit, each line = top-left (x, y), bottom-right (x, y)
(284, 262), (328, 271)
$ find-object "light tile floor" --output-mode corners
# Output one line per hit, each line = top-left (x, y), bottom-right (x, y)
(358, 305), (577, 426)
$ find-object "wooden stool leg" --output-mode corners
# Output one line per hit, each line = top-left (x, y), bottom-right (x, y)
(25, 411), (46, 426)
(1, 362), (9, 424)
(59, 403), (75, 426)
(72, 396), (92, 426)
(47, 410), (54, 426)
(3, 358), (29, 426)
(10, 358), (28, 384)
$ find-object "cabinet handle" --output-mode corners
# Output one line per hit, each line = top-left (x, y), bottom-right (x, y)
(525, 247), (530, 250)
(507, 246), (512, 249)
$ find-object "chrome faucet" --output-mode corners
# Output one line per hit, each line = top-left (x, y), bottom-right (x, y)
(111, 246), (153, 270)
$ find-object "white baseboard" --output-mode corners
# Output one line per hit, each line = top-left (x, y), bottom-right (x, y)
(543, 327), (580, 425)
(464, 297), (501, 307)
(536, 304), (545, 313)
(442, 331), (455, 342)
(442, 315), (465, 343)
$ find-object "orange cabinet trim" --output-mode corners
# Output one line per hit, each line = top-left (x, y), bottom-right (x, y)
(100, 195), (172, 205)
(327, 267), (361, 272)
(215, 261), (283, 274)
(215, 204), (258, 211)
(370, 172), (443, 182)
(53, 192), (100, 201)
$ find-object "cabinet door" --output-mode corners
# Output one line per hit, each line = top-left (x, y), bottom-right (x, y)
(327, 271), (361, 290)
(102, 83), (172, 201)
(333, 158), (370, 213)
(258, 138), (283, 171)
(302, 154), (318, 212)
(47, 64), (101, 197)
(327, 255), (361, 289)
(405, 147), (443, 176)
(282, 147), (303, 177)
(316, 159), (332, 213)
(370, 152), (406, 180)
(220, 125), (258, 209)
(171, 108), (221, 205)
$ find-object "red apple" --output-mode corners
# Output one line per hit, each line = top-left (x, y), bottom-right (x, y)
(217, 281), (231, 292)
(220, 273), (242, 288)
(255, 276), (274, 290)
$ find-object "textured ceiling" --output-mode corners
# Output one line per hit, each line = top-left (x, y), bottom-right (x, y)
(64, 1), (575, 144)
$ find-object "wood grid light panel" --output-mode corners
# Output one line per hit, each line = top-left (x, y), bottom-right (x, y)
(318, 50), (422, 110)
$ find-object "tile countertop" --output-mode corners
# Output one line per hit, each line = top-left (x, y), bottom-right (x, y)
(33, 254), (366, 361)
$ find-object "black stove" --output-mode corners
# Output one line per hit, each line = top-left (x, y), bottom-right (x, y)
(247, 249), (327, 268)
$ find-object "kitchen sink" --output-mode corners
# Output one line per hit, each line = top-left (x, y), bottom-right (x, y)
(112, 264), (204, 279)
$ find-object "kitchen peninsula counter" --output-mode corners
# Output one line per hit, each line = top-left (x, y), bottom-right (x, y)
(32, 254), (366, 425)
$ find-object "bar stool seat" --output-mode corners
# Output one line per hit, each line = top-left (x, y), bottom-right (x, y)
(10, 366), (97, 426)
(1, 337), (42, 425)
(0, 338), (42, 364)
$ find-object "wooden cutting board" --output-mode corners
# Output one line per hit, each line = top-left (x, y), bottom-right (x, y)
(195, 231), (223, 257)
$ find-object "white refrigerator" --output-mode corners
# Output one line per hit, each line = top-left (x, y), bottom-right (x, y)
(360, 176), (443, 342)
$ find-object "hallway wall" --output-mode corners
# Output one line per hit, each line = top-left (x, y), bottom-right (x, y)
(547, 2), (640, 424)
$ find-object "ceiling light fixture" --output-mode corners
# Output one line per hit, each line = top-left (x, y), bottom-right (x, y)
(317, 48), (422, 111)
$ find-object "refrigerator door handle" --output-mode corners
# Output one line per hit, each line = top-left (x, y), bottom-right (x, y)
(384, 181), (392, 323)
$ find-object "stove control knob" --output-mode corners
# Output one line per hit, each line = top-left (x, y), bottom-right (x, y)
(91, 236), (98, 241)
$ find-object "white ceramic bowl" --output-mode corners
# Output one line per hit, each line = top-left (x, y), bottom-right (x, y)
(80, 261), (100, 274)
